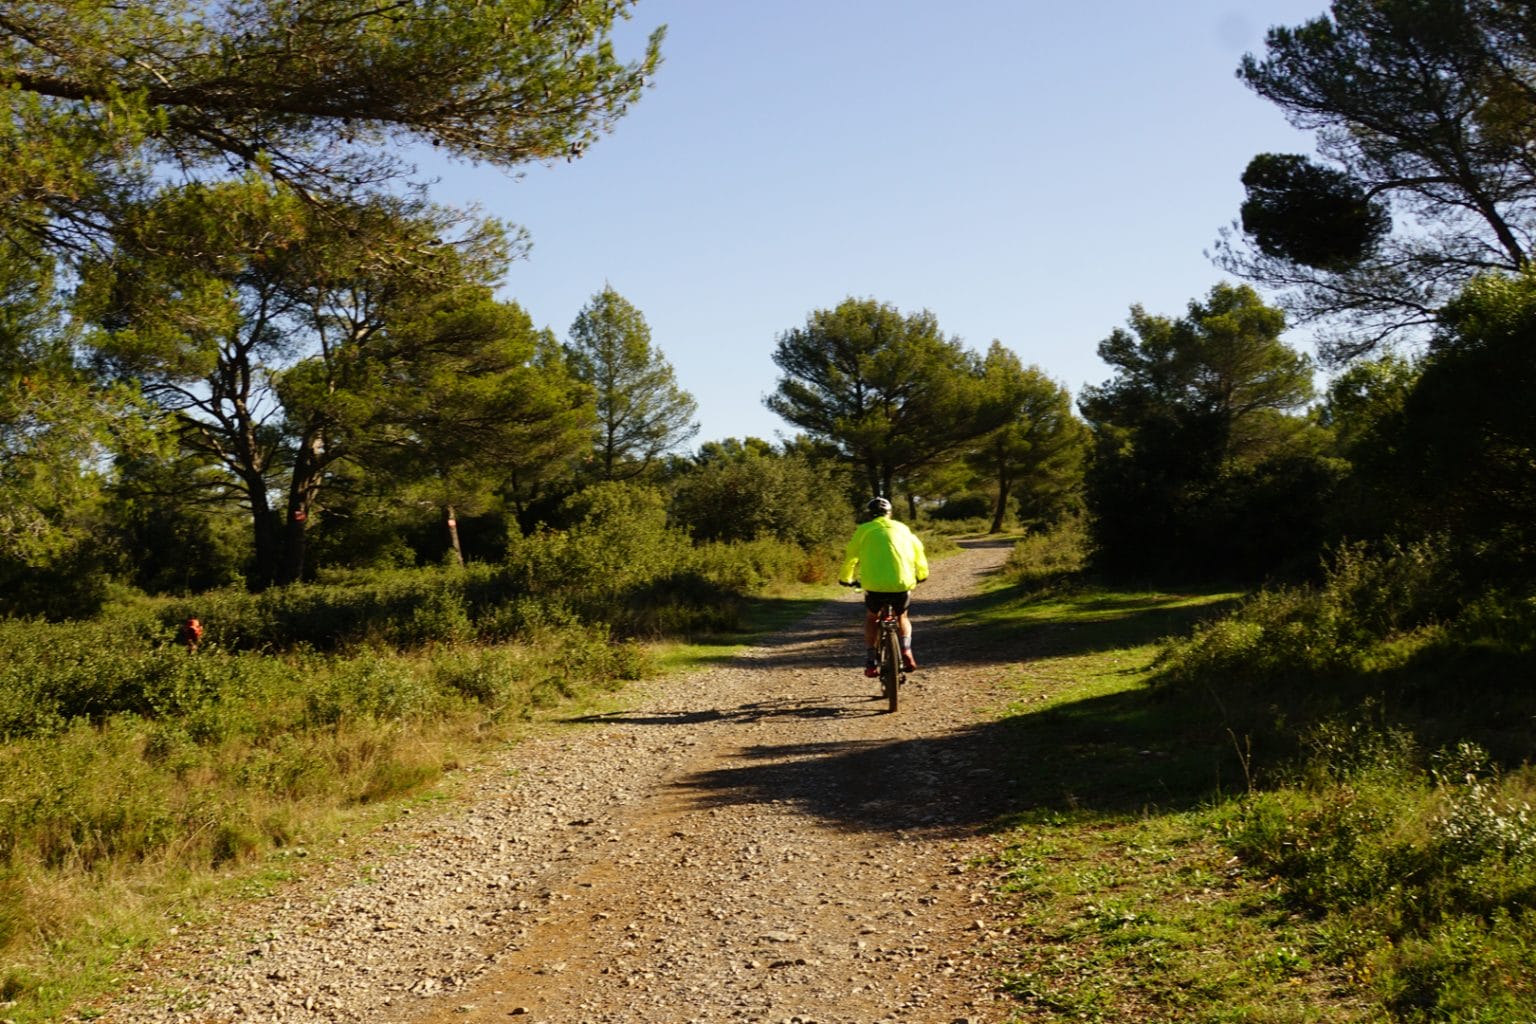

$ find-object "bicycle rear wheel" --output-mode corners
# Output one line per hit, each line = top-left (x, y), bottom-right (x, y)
(879, 624), (900, 713)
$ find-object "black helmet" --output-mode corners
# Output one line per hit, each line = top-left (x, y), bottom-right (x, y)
(866, 496), (892, 516)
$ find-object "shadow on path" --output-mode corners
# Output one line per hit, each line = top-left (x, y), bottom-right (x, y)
(579, 537), (1246, 837)
(671, 579), (1237, 677)
(565, 691), (894, 727)
(667, 681), (1240, 838)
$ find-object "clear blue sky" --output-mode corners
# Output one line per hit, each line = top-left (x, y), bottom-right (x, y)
(427, 0), (1329, 448)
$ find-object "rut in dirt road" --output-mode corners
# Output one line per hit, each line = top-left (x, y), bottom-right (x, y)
(105, 538), (1031, 1024)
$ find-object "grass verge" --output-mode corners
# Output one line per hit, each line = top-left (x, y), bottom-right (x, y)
(967, 580), (1377, 1022)
(0, 573), (846, 1023)
(0, 640), (647, 1021)
(970, 575), (1536, 1022)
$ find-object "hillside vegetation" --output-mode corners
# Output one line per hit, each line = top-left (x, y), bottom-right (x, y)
(6, 2), (1536, 1019)
(981, 526), (1536, 1022)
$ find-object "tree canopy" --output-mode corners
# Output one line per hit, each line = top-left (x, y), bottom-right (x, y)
(1, 0), (664, 254)
(349, 292), (595, 567)
(965, 343), (1088, 534)
(565, 287), (698, 481)
(1383, 269), (1536, 566)
(766, 298), (1015, 500)
(0, 0), (666, 602)
(668, 438), (847, 548)
(0, 243), (156, 614)
(1080, 283), (1329, 578)
(78, 180), (527, 586)
(1221, 0), (1536, 362)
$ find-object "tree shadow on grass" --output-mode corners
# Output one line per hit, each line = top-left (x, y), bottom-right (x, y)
(657, 627), (1536, 840)
(676, 587), (1242, 676)
(923, 586), (1243, 668)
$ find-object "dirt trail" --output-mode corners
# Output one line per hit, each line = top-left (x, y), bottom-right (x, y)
(105, 538), (1026, 1024)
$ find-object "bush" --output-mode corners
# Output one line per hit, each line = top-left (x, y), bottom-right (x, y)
(1154, 537), (1462, 693)
(668, 442), (849, 549)
(1222, 735), (1536, 1019)
(0, 541), (114, 620)
(1005, 515), (1089, 590)
(174, 570), (476, 652)
(302, 654), (444, 727)
(930, 492), (993, 522)
(690, 537), (819, 592)
(89, 480), (833, 657)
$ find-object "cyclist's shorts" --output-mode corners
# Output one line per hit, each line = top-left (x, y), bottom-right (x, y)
(864, 590), (911, 614)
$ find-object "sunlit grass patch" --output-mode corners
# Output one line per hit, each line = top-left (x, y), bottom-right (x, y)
(992, 812), (1380, 1023)
(983, 572), (1536, 1022)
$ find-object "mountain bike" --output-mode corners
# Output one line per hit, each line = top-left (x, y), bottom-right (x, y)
(873, 601), (904, 713)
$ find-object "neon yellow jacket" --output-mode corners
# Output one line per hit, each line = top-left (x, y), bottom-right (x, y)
(839, 516), (928, 592)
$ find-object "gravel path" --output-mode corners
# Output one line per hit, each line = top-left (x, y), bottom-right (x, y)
(103, 538), (1026, 1024)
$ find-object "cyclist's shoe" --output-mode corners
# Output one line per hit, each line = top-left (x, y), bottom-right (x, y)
(864, 658), (879, 678)
(901, 650), (918, 672)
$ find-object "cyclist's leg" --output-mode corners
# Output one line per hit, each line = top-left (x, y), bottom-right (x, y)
(861, 594), (885, 676)
(863, 592), (898, 647)
(890, 591), (917, 669)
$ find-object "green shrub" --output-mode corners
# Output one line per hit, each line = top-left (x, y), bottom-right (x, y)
(1318, 537), (1461, 638)
(99, 481), (832, 657)
(302, 653), (443, 727)
(931, 492), (993, 522)
(552, 480), (681, 594)
(1155, 538), (1462, 693)
(668, 444), (849, 548)
(431, 647), (516, 706)
(1448, 590), (1536, 654)
(0, 721), (179, 870)
(1223, 732), (1536, 1016)
(1005, 516), (1089, 589)
(690, 537), (810, 592)
(920, 514), (993, 537)
(1383, 909), (1536, 1022)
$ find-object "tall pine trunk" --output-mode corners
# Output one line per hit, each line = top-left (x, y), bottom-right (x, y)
(445, 504), (464, 567)
(990, 470), (1012, 535)
(275, 433), (326, 586)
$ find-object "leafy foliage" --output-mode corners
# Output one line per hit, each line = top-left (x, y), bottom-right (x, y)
(80, 183), (543, 587)
(668, 437), (848, 548)
(964, 343), (1088, 533)
(0, 244), (161, 616)
(565, 287), (698, 481)
(1239, 152), (1391, 269)
(354, 291), (595, 566)
(1079, 283), (1331, 579)
(766, 297), (1016, 500)
(1155, 538), (1460, 692)
(0, 0), (666, 606)
(1223, 740), (1536, 1022)
(1397, 270), (1536, 571)
(1225, 0), (1536, 359)
(1321, 268), (1536, 580)
(0, 0), (663, 250)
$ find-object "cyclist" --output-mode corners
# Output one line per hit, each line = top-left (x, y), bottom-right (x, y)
(838, 496), (928, 676)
